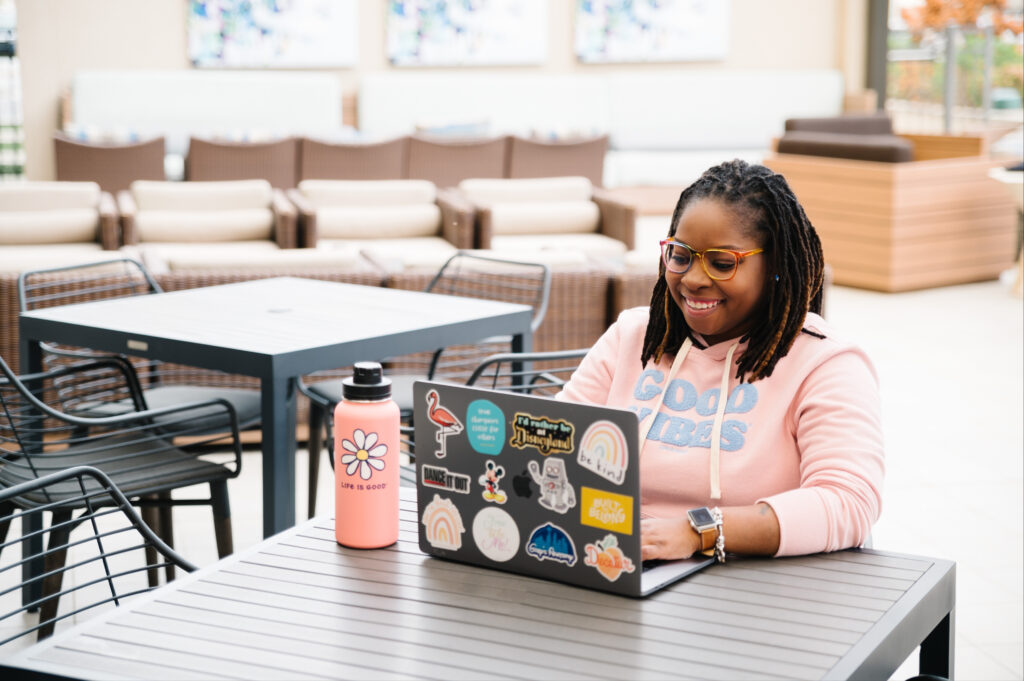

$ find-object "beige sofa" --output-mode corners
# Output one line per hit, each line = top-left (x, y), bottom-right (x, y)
(0, 181), (120, 274)
(287, 179), (476, 267)
(456, 176), (635, 257)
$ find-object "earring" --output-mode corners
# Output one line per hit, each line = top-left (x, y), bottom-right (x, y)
(774, 275), (780, 282)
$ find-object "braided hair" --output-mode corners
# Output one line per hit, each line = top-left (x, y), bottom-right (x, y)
(641, 159), (825, 382)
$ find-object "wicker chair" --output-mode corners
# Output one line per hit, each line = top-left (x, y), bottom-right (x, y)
(298, 136), (409, 182)
(185, 136), (300, 189)
(0, 466), (198, 646)
(299, 252), (552, 517)
(506, 134), (609, 188)
(406, 135), (509, 189)
(53, 133), (166, 195)
(118, 178), (300, 250)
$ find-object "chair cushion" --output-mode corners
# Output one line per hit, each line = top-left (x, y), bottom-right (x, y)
(316, 204), (442, 239)
(159, 245), (368, 272)
(298, 179), (437, 206)
(130, 179), (273, 211)
(0, 181), (100, 211)
(0, 243), (106, 273)
(124, 240), (280, 273)
(490, 233), (628, 259)
(488, 201), (600, 235)
(339, 236), (458, 272)
(776, 132), (913, 163)
(459, 176), (593, 204)
(134, 208), (275, 242)
(0, 210), (100, 244)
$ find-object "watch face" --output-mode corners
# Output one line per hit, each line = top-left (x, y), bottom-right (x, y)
(688, 507), (714, 526)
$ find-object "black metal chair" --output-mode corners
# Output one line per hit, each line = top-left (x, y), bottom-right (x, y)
(0, 352), (241, 595)
(299, 252), (552, 517)
(464, 348), (590, 396)
(0, 466), (197, 647)
(17, 258), (262, 435)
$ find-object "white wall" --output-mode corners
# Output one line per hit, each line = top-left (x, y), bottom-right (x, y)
(15, 0), (868, 180)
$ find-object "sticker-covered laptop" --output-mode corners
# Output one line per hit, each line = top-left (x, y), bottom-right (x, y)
(413, 380), (713, 597)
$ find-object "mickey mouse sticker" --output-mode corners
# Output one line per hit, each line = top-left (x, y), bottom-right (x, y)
(479, 460), (507, 504)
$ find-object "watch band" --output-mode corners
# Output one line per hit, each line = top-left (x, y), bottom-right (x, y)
(687, 506), (719, 555)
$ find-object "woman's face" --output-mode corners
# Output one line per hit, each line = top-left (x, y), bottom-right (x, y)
(665, 198), (768, 346)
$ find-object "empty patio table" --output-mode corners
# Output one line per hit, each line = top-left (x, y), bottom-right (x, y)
(18, 277), (533, 536)
(0, 487), (955, 680)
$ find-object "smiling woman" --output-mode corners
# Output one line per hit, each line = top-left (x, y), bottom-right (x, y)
(557, 159), (884, 565)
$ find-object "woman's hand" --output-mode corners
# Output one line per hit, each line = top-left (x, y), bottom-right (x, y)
(640, 516), (700, 561)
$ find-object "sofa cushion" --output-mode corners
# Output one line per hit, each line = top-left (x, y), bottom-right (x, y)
(342, 236), (459, 272)
(131, 179), (273, 211)
(776, 131), (913, 163)
(0, 182), (100, 211)
(0, 210), (100, 244)
(488, 201), (600, 235)
(160, 246), (368, 272)
(134, 209), (275, 242)
(316, 204), (442, 239)
(491, 233), (628, 258)
(784, 114), (893, 135)
(299, 179), (437, 206)
(0, 243), (106, 273)
(459, 176), (593, 205)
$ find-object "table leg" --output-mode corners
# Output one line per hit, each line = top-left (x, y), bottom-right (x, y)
(261, 374), (297, 537)
(18, 338), (43, 607)
(919, 610), (954, 679)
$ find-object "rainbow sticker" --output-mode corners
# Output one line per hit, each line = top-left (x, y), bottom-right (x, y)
(422, 494), (466, 551)
(577, 420), (628, 485)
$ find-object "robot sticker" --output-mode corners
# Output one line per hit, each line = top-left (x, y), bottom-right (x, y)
(425, 388), (463, 458)
(526, 522), (577, 567)
(583, 534), (636, 583)
(527, 457), (576, 514)
(422, 495), (466, 551)
(478, 460), (507, 504)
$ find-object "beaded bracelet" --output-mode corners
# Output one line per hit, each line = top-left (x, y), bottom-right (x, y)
(711, 506), (725, 563)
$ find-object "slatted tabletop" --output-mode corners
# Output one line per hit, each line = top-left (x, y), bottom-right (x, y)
(0, 488), (955, 681)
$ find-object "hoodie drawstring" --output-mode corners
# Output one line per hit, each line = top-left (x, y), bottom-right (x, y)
(638, 337), (740, 501)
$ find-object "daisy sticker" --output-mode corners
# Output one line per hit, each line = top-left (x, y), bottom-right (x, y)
(339, 429), (387, 480)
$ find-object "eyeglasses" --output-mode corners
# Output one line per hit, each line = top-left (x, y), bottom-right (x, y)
(659, 239), (764, 281)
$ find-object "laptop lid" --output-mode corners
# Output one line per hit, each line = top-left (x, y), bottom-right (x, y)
(413, 380), (712, 597)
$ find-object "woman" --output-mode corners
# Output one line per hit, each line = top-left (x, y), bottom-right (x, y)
(558, 160), (884, 561)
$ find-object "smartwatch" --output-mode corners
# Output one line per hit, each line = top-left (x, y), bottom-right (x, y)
(687, 506), (718, 554)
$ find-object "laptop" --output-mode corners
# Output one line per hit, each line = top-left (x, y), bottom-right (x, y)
(413, 380), (714, 597)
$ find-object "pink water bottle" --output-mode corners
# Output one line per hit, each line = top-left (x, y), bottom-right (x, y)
(334, 362), (400, 548)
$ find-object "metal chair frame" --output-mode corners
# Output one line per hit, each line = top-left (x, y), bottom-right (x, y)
(0, 466), (197, 647)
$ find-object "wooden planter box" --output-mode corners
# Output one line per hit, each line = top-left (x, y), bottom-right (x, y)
(764, 135), (1019, 292)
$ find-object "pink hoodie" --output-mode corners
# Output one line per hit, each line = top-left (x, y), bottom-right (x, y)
(557, 307), (884, 556)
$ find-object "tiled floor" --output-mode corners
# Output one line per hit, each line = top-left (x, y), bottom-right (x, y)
(2, 276), (1022, 680)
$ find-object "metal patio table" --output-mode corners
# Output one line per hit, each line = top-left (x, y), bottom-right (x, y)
(0, 487), (955, 681)
(18, 277), (533, 536)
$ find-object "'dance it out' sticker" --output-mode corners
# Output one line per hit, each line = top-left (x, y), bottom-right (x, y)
(421, 464), (471, 495)
(577, 420), (628, 485)
(422, 495), (465, 551)
(525, 523), (577, 567)
(509, 412), (574, 456)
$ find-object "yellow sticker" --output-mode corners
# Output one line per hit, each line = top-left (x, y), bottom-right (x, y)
(580, 487), (633, 535)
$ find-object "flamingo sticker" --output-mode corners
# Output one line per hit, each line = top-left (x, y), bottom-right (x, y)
(426, 389), (463, 459)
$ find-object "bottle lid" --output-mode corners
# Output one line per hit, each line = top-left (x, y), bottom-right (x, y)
(342, 361), (392, 401)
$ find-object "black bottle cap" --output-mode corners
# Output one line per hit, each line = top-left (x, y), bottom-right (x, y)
(342, 361), (392, 401)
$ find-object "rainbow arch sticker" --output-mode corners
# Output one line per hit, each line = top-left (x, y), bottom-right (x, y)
(422, 494), (466, 551)
(577, 420), (628, 485)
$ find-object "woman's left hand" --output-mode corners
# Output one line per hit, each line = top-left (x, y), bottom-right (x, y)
(641, 517), (699, 561)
